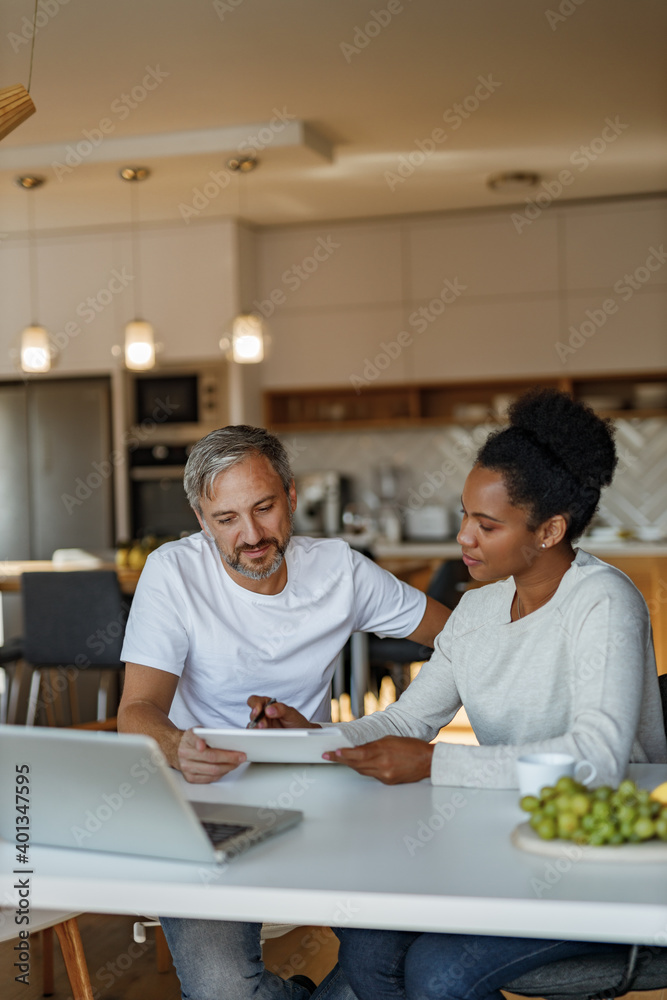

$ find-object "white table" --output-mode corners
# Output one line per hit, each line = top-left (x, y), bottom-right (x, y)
(2, 763), (667, 946)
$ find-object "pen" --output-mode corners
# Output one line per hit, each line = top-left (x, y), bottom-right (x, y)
(247, 698), (277, 729)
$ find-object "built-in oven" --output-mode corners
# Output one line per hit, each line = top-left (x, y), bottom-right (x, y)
(129, 444), (199, 539)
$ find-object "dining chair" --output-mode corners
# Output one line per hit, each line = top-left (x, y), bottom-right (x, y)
(14, 571), (128, 726)
(505, 942), (667, 999)
(0, 909), (93, 1000)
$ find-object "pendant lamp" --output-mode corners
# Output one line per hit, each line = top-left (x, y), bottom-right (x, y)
(120, 166), (155, 370)
(225, 156), (265, 364)
(0, 84), (35, 142)
(16, 175), (50, 373)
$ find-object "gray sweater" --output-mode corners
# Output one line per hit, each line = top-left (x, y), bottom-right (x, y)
(337, 550), (667, 788)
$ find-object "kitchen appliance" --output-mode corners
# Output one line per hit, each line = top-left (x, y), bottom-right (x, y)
(404, 506), (452, 541)
(129, 443), (199, 538)
(293, 472), (350, 537)
(128, 364), (227, 444)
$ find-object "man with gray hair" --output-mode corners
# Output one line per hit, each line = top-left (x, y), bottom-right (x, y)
(118, 424), (449, 999)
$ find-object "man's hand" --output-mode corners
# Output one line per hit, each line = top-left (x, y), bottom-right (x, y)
(177, 728), (247, 783)
(322, 736), (434, 784)
(247, 696), (320, 730)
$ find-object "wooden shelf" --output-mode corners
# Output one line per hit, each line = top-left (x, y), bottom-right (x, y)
(265, 372), (667, 431)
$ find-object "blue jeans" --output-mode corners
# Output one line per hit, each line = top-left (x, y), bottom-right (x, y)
(335, 928), (626, 1000)
(160, 917), (358, 1000)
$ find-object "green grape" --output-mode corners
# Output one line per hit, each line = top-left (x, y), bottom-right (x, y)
(595, 820), (616, 842)
(638, 803), (653, 818)
(572, 829), (590, 845)
(554, 793), (574, 812)
(593, 786), (613, 801)
(581, 814), (597, 832)
(555, 776), (577, 794)
(654, 817), (667, 841)
(589, 830), (607, 846)
(634, 817), (655, 841)
(619, 820), (635, 840)
(617, 804), (638, 824)
(608, 832), (625, 845)
(570, 793), (592, 817)
(557, 811), (579, 838)
(636, 789), (652, 806)
(618, 779), (638, 797)
(529, 811), (544, 831)
(542, 800), (558, 817)
(650, 801), (661, 818)
(536, 817), (557, 840)
(520, 795), (540, 813)
(539, 785), (557, 802)
(592, 800), (612, 821)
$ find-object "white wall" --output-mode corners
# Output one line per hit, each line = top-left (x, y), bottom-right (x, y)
(255, 196), (667, 388)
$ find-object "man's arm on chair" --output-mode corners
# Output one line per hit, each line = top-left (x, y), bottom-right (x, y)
(118, 663), (246, 783)
(403, 597), (450, 648)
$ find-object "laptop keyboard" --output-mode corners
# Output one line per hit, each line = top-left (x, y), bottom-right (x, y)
(201, 821), (253, 846)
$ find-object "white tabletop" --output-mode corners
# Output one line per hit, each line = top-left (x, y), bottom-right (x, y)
(2, 763), (667, 945)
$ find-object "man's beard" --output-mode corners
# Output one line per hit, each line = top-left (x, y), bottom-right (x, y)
(213, 512), (294, 581)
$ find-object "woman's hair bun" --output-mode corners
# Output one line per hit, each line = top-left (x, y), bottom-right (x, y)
(507, 388), (617, 489)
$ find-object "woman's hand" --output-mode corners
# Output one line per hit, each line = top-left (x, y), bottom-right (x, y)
(247, 695), (320, 729)
(323, 736), (435, 784)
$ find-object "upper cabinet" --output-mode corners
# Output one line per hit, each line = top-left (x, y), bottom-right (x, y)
(264, 371), (667, 431)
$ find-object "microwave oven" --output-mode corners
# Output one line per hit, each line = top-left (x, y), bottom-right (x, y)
(128, 365), (228, 443)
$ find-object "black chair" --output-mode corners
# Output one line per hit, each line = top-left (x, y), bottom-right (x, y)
(505, 943), (667, 999)
(0, 635), (24, 723)
(13, 571), (128, 725)
(368, 559), (470, 695)
(659, 672), (667, 743)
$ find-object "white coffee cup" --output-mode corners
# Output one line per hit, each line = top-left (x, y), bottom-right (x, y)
(516, 752), (597, 798)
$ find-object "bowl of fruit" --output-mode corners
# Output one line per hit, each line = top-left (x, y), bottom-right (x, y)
(511, 777), (667, 862)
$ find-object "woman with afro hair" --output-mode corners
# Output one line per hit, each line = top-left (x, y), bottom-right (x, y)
(261, 388), (667, 1000)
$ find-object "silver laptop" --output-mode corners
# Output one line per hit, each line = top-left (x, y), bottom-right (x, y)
(0, 726), (302, 864)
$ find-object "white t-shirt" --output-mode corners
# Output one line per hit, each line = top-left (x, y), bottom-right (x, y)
(121, 532), (426, 730)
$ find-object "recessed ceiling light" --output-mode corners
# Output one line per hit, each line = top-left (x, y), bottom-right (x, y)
(227, 156), (258, 173)
(487, 171), (541, 192)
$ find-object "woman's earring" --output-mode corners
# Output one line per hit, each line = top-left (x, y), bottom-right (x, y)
(541, 543), (547, 549)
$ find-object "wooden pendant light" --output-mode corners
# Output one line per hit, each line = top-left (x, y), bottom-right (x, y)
(0, 84), (36, 142)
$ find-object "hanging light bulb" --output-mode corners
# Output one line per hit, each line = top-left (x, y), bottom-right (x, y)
(20, 324), (50, 373)
(119, 166), (155, 370)
(231, 313), (264, 364)
(225, 158), (265, 365)
(15, 175), (51, 373)
(124, 320), (155, 371)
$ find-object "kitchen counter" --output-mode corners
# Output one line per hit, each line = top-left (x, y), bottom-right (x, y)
(372, 540), (667, 559)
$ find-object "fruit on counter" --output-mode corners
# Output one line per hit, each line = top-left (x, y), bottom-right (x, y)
(520, 777), (667, 845)
(651, 781), (667, 804)
(117, 535), (178, 571)
(115, 542), (131, 568)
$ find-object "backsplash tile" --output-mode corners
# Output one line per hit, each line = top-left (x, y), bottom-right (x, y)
(280, 417), (667, 535)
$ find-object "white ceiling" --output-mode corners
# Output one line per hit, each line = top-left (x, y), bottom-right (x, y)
(0, 0), (665, 234)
